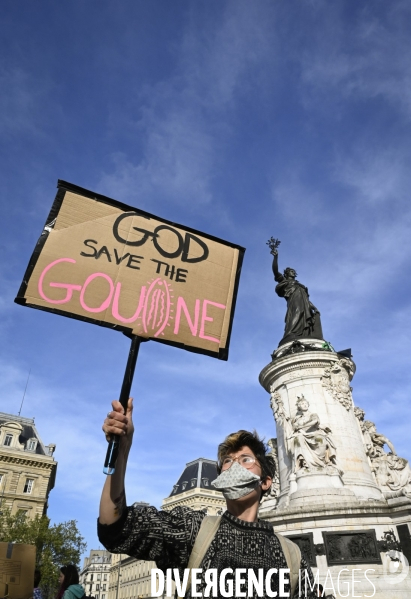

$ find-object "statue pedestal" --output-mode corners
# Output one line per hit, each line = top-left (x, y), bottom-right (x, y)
(259, 342), (383, 504)
(296, 470), (343, 490)
(258, 341), (411, 598)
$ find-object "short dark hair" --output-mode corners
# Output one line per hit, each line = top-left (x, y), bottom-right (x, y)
(217, 430), (275, 496)
(60, 565), (79, 589)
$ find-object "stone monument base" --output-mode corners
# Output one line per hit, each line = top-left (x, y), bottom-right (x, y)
(259, 345), (411, 597)
(260, 496), (411, 598)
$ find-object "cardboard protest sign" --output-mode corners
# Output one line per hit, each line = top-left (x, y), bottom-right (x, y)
(16, 181), (245, 360)
(0, 542), (35, 599)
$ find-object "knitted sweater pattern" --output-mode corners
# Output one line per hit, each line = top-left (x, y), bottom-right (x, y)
(98, 504), (315, 598)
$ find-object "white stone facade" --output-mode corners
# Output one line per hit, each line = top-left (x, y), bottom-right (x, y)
(108, 552), (153, 599)
(162, 486), (225, 515)
(260, 346), (383, 506)
(258, 340), (411, 598)
(80, 549), (111, 599)
(0, 412), (57, 517)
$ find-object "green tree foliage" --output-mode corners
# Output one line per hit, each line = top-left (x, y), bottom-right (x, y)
(0, 505), (86, 598)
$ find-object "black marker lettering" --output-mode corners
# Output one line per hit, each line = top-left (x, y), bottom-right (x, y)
(80, 239), (98, 258)
(176, 268), (188, 283)
(126, 255), (144, 270)
(114, 248), (130, 265)
(151, 259), (169, 274)
(181, 233), (209, 264)
(95, 245), (112, 262)
(152, 225), (184, 259)
(166, 265), (176, 280)
(112, 214), (209, 264)
(113, 213), (156, 246)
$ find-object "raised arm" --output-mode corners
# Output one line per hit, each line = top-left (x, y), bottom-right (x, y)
(99, 397), (134, 525)
(271, 249), (281, 280)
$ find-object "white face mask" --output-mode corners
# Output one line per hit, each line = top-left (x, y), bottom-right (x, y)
(211, 460), (261, 500)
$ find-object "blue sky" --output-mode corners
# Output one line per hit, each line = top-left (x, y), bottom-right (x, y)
(1, 1), (411, 560)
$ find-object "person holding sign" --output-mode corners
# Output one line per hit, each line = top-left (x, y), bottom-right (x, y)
(98, 399), (316, 598)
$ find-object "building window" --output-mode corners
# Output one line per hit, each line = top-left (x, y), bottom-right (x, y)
(27, 439), (37, 451)
(96, 585), (100, 591)
(103, 574), (107, 581)
(172, 485), (179, 494)
(0, 474), (3, 487)
(202, 478), (209, 486)
(191, 478), (196, 488)
(102, 595), (105, 599)
(181, 481), (188, 490)
(3, 434), (13, 446)
(23, 479), (34, 494)
(103, 584), (106, 590)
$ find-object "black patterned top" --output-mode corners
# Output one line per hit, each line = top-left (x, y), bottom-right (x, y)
(98, 504), (316, 598)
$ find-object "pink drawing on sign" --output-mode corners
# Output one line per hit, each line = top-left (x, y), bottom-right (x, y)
(38, 258), (82, 304)
(173, 297), (200, 336)
(142, 278), (173, 338)
(79, 272), (115, 313)
(199, 300), (226, 343)
(111, 283), (147, 324)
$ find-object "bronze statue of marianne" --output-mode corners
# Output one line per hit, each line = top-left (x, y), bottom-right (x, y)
(267, 238), (323, 346)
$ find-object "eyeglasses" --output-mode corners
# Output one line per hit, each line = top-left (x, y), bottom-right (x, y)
(221, 454), (257, 471)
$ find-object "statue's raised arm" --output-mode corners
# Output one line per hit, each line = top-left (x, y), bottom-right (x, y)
(267, 238), (324, 346)
(272, 251), (281, 281)
(267, 237), (282, 281)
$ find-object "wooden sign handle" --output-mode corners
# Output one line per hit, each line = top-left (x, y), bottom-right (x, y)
(103, 335), (142, 475)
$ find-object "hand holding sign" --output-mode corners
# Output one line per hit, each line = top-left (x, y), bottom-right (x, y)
(16, 181), (245, 473)
(104, 398), (134, 441)
(103, 335), (140, 474)
(104, 397), (134, 475)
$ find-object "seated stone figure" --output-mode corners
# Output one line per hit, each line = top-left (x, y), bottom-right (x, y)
(385, 454), (411, 495)
(354, 408), (411, 498)
(288, 396), (340, 475)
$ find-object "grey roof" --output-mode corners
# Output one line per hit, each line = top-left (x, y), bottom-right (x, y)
(0, 411), (52, 456)
(169, 458), (221, 497)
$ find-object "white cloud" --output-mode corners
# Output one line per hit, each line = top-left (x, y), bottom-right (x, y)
(334, 146), (410, 206)
(3, 0), (411, 559)
(99, 1), (275, 209)
(0, 66), (50, 137)
(270, 142), (411, 327)
(300, 2), (411, 118)
(272, 180), (332, 229)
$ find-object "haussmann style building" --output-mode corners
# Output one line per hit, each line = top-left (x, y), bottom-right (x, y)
(0, 411), (57, 517)
(80, 549), (112, 599)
